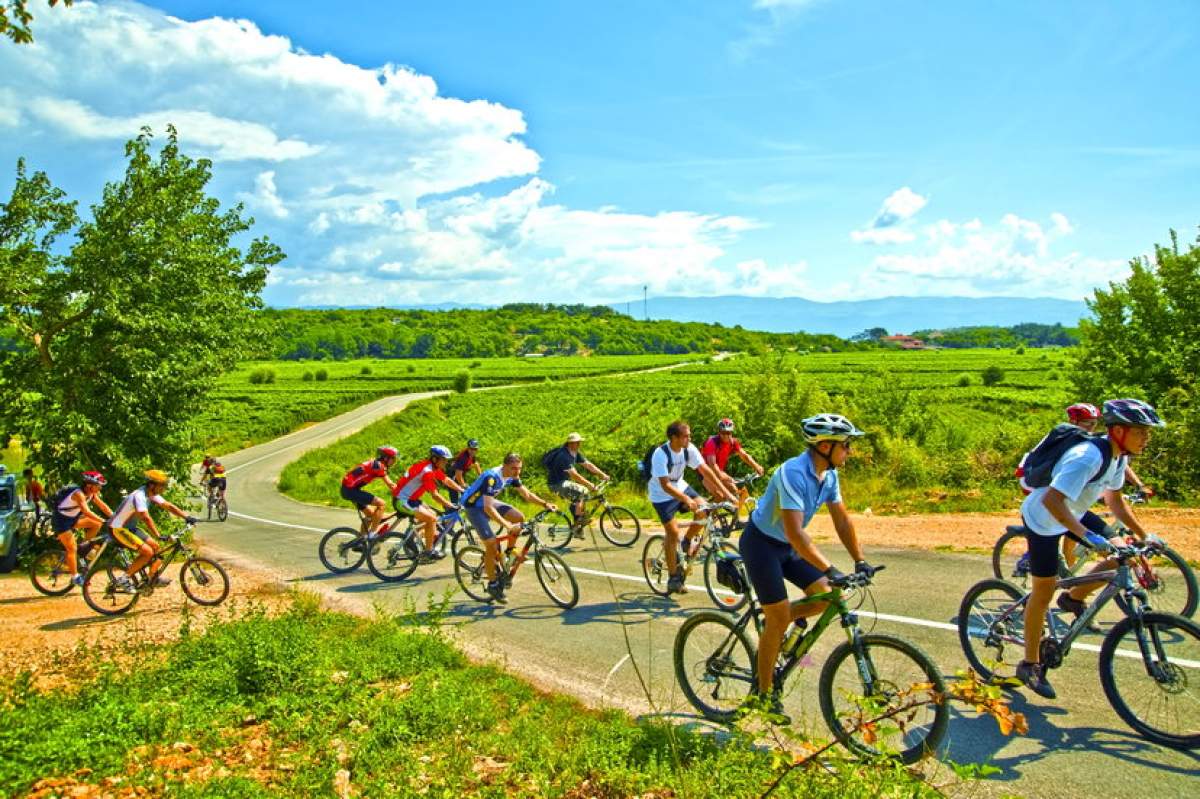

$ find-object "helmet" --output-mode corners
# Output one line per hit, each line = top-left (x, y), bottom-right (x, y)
(430, 445), (452, 459)
(1102, 399), (1165, 428)
(144, 469), (170, 485)
(81, 470), (107, 486)
(1065, 403), (1101, 424)
(801, 414), (867, 444)
(377, 445), (399, 461)
(467, 439), (480, 449)
(717, 418), (735, 432)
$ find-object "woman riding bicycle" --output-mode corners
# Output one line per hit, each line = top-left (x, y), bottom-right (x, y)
(340, 446), (400, 534)
(50, 471), (114, 586)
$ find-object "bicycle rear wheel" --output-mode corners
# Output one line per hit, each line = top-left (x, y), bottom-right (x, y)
(534, 549), (579, 609)
(598, 505), (640, 547)
(703, 541), (748, 613)
(536, 510), (575, 551)
(818, 633), (949, 764)
(673, 611), (756, 722)
(81, 566), (139, 616)
(29, 543), (74, 596)
(1137, 546), (1199, 619)
(1099, 611), (1200, 749)
(318, 527), (366, 574)
(180, 557), (230, 606)
(367, 533), (420, 583)
(454, 545), (492, 603)
(991, 528), (1032, 590)
(216, 498), (228, 522)
(641, 534), (672, 596)
(957, 579), (1027, 682)
(450, 525), (478, 561)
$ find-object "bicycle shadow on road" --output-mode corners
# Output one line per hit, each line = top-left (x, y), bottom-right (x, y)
(556, 593), (688, 628)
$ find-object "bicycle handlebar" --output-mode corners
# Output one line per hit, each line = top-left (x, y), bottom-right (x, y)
(829, 564), (886, 589)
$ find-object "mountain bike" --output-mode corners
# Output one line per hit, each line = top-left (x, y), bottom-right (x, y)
(29, 530), (132, 597)
(205, 483), (228, 522)
(554, 480), (641, 549)
(366, 505), (477, 582)
(81, 522), (230, 616)
(708, 473), (763, 535)
(674, 561), (948, 763)
(960, 538), (1200, 749)
(991, 524), (1197, 618)
(319, 504), (480, 575)
(454, 508), (579, 609)
(641, 501), (747, 610)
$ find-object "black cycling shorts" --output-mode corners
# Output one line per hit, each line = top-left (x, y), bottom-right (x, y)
(738, 521), (823, 605)
(340, 485), (376, 509)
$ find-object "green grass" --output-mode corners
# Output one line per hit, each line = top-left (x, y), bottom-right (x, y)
(0, 598), (939, 798)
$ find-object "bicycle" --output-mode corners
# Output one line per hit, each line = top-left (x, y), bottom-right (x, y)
(991, 524), (1197, 618)
(318, 505), (479, 575)
(641, 501), (747, 610)
(80, 522), (230, 616)
(707, 473), (763, 535)
(960, 538), (1200, 749)
(674, 561), (948, 763)
(554, 480), (641, 549)
(205, 483), (228, 522)
(29, 530), (132, 597)
(454, 508), (579, 609)
(366, 505), (476, 582)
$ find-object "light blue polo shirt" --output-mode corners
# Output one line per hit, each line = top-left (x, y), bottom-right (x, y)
(750, 451), (842, 543)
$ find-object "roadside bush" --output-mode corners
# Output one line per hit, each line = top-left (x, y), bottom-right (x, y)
(1015, 345), (1025, 355)
(956, 374), (971, 387)
(248, 367), (275, 385)
(407, 364), (416, 373)
(453, 370), (471, 393)
(470, 360), (482, 368)
(981, 365), (1004, 386)
(315, 369), (328, 382)
(302, 371), (314, 382)
(360, 365), (373, 375)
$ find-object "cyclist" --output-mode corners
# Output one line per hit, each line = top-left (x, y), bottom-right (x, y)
(461, 453), (558, 603)
(108, 469), (198, 589)
(700, 418), (765, 528)
(738, 413), (874, 716)
(207, 460), (228, 503)
(391, 445), (466, 559)
(340, 446), (400, 534)
(1016, 398), (1164, 700)
(647, 420), (736, 595)
(50, 471), (114, 585)
(447, 439), (482, 504)
(544, 433), (610, 527)
(199, 454), (217, 490)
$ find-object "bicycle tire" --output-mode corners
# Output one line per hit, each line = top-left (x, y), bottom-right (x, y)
(29, 542), (75, 597)
(318, 527), (367, 574)
(536, 510), (575, 551)
(673, 610), (757, 722)
(450, 525), (478, 561)
(818, 633), (949, 764)
(641, 534), (672, 596)
(216, 498), (228, 523)
(709, 506), (736, 538)
(1098, 611), (1200, 749)
(703, 540), (748, 613)
(180, 557), (230, 606)
(454, 545), (492, 603)
(1139, 546), (1199, 619)
(367, 533), (420, 583)
(598, 505), (641, 548)
(81, 565), (139, 616)
(957, 578), (1027, 682)
(990, 528), (1032, 590)
(534, 549), (579, 609)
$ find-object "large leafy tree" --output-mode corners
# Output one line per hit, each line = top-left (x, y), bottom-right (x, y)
(1, 0), (71, 44)
(0, 126), (283, 487)
(1072, 228), (1200, 497)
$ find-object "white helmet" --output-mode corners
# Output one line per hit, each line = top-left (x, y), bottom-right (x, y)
(430, 445), (452, 459)
(801, 414), (866, 444)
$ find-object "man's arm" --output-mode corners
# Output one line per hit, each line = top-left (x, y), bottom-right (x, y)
(737, 449), (765, 476)
(780, 509), (831, 571)
(583, 461), (608, 481)
(696, 462), (736, 503)
(564, 466), (596, 491)
(826, 502), (865, 563)
(1102, 489), (1147, 538)
(1041, 489), (1093, 539)
(517, 485), (557, 512)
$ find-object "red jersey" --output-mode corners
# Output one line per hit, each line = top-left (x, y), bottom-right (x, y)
(701, 435), (743, 471)
(342, 459), (389, 490)
(392, 460), (445, 502)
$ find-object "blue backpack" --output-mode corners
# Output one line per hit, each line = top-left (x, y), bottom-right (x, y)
(1021, 424), (1114, 489)
(637, 443), (673, 483)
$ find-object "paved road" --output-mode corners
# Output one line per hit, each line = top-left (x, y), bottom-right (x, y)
(196, 389), (1200, 799)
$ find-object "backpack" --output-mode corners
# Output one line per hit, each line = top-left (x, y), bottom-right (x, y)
(540, 446), (566, 472)
(50, 484), (80, 509)
(637, 443), (674, 482)
(1020, 424), (1114, 489)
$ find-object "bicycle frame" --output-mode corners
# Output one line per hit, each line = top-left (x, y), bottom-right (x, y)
(491, 510), (554, 579)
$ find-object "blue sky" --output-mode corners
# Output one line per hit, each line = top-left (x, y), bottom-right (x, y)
(1, 0), (1197, 306)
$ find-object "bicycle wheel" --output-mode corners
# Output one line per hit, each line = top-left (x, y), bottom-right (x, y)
(534, 549), (579, 609)
(641, 534), (672, 596)
(957, 579), (1027, 682)
(536, 510), (575, 551)
(674, 611), (757, 722)
(454, 545), (492, 603)
(1098, 611), (1200, 749)
(367, 533), (420, 583)
(450, 525), (478, 561)
(709, 506), (736, 538)
(81, 566), (140, 616)
(1137, 546), (1199, 619)
(180, 557), (230, 606)
(216, 498), (228, 522)
(703, 541), (748, 613)
(318, 527), (366, 574)
(818, 633), (949, 764)
(29, 542), (75, 597)
(598, 505), (641, 548)
(991, 528), (1031, 589)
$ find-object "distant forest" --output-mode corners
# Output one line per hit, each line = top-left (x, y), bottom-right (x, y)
(910, 323), (1079, 348)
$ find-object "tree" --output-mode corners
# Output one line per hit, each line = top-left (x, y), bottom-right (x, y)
(0, 126), (283, 488)
(981, 365), (1004, 386)
(1, 0), (71, 44)
(851, 327), (889, 343)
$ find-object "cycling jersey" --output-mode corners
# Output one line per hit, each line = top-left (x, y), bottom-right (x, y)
(393, 459), (446, 504)
(462, 467), (522, 507)
(110, 486), (168, 529)
(450, 450), (476, 476)
(341, 459), (389, 490)
(1021, 442), (1126, 536)
(701, 435), (743, 472)
(210, 464), (226, 479)
(55, 487), (85, 519)
(749, 452), (841, 544)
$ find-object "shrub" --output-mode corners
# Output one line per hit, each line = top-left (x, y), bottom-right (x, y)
(248, 367), (275, 384)
(302, 371), (314, 382)
(956, 374), (972, 387)
(981, 365), (1004, 386)
(470, 360), (482, 368)
(453, 369), (471, 393)
(407, 364), (417, 373)
(1015, 345), (1025, 355)
(315, 368), (329, 382)
(360, 365), (373, 375)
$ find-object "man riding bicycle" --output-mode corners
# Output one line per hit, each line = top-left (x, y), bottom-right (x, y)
(738, 413), (876, 717)
(1015, 398), (1165, 699)
(700, 418), (765, 528)
(340, 446), (400, 534)
(206, 460), (228, 503)
(108, 469), (198, 590)
(391, 445), (466, 559)
(544, 433), (610, 527)
(50, 471), (114, 586)
(448, 439), (482, 504)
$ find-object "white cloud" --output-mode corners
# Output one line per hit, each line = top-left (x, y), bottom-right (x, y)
(850, 228), (916, 245)
(850, 186), (928, 245)
(239, 171), (288, 219)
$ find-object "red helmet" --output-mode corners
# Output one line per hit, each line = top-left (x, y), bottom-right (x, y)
(377, 445), (399, 461)
(1065, 403), (1101, 424)
(81, 470), (107, 486)
(717, 418), (735, 432)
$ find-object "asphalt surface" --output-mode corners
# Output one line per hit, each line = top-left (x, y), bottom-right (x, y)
(195, 388), (1200, 799)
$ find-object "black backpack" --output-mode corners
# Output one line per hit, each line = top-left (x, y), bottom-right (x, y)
(637, 443), (674, 482)
(1020, 424), (1114, 489)
(50, 484), (80, 508)
(540, 446), (565, 472)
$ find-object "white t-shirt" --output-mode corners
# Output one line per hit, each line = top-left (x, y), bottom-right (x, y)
(647, 442), (704, 504)
(110, 486), (167, 529)
(1021, 442), (1126, 536)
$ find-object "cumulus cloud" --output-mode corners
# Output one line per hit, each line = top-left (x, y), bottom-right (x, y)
(850, 187), (928, 245)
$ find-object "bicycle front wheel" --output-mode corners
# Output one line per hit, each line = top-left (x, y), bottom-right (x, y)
(454, 545), (492, 603)
(81, 567), (139, 616)
(367, 534), (420, 583)
(537, 510), (575, 551)
(535, 549), (579, 609)
(29, 543), (74, 596)
(598, 505), (640, 547)
(819, 633), (949, 764)
(674, 611), (756, 722)
(1099, 611), (1200, 749)
(1138, 546), (1199, 619)
(641, 534), (672, 596)
(180, 557), (230, 606)
(216, 498), (228, 522)
(318, 527), (366, 574)
(991, 528), (1031, 590)
(703, 541), (748, 613)
(957, 579), (1027, 682)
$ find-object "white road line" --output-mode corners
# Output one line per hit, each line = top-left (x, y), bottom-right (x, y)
(227, 509), (327, 533)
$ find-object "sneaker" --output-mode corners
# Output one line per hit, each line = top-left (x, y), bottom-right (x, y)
(113, 575), (136, 593)
(667, 567), (689, 595)
(486, 579), (507, 604)
(71, 574), (85, 588)
(154, 574), (172, 587)
(1015, 660), (1057, 699)
(1057, 592), (1101, 633)
(1013, 552), (1031, 577)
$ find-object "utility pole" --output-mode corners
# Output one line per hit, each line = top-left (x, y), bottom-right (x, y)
(643, 285), (648, 321)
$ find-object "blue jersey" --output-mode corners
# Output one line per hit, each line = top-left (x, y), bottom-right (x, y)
(750, 451), (842, 543)
(462, 466), (522, 507)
